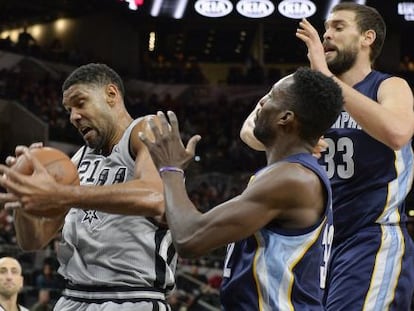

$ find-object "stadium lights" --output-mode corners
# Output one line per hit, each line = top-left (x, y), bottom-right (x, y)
(324, 0), (339, 19)
(150, 0), (163, 16)
(150, 0), (188, 19)
(398, 2), (414, 21)
(173, 0), (189, 19)
(122, 0), (144, 11)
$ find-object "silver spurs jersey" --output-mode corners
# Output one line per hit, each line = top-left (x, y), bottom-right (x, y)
(57, 118), (177, 300)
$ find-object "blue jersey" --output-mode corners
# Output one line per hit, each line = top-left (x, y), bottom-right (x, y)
(220, 153), (334, 311)
(318, 70), (414, 241)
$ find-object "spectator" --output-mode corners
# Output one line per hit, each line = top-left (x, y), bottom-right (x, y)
(16, 25), (37, 54)
(30, 289), (52, 311)
(0, 257), (29, 311)
(34, 261), (62, 290)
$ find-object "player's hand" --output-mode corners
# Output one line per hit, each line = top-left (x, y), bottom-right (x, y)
(0, 149), (59, 212)
(139, 111), (201, 171)
(312, 137), (328, 159)
(5, 142), (43, 167)
(296, 18), (331, 75)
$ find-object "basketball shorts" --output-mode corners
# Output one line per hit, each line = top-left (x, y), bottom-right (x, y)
(324, 224), (414, 311)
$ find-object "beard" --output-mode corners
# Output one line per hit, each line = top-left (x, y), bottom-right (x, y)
(253, 119), (273, 147)
(327, 45), (358, 75)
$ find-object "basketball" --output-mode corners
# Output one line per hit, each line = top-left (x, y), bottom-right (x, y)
(11, 146), (79, 218)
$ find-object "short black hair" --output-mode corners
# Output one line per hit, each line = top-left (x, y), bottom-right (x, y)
(286, 67), (343, 142)
(62, 63), (125, 98)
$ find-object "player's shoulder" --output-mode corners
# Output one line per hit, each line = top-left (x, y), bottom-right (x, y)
(378, 75), (413, 101)
(131, 114), (159, 132)
(253, 161), (320, 195)
(129, 115), (158, 155)
(380, 75), (411, 87)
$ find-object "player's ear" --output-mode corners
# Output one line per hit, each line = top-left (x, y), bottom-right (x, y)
(105, 84), (119, 107)
(362, 29), (376, 48)
(278, 110), (294, 125)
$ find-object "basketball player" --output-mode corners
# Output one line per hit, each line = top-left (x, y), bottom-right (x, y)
(293, 3), (414, 310)
(0, 257), (29, 311)
(0, 64), (176, 311)
(139, 67), (344, 310)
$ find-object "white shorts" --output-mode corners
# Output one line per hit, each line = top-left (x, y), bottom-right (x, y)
(53, 297), (171, 311)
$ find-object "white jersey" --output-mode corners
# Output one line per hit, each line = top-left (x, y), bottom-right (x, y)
(58, 118), (177, 303)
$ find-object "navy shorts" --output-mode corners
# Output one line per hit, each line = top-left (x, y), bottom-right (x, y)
(324, 225), (414, 311)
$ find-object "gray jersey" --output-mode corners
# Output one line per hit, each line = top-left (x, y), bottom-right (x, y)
(57, 118), (177, 303)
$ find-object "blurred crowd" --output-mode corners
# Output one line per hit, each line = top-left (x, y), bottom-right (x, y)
(1, 44), (414, 310)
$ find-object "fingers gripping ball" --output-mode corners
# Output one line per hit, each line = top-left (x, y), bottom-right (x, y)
(12, 147), (79, 218)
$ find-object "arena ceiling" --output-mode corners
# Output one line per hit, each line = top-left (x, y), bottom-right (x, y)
(0, 0), (412, 64)
(0, 0), (406, 25)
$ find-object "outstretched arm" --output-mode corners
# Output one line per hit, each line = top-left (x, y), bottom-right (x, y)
(0, 119), (165, 250)
(240, 101), (328, 157)
(139, 111), (325, 257)
(0, 118), (164, 217)
(296, 18), (414, 149)
(240, 102), (266, 151)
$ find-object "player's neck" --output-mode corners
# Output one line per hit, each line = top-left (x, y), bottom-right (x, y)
(337, 60), (372, 86)
(102, 116), (134, 155)
(0, 296), (19, 311)
(265, 141), (313, 164)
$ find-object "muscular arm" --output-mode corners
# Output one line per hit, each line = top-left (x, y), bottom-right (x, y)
(240, 102), (266, 151)
(240, 102), (328, 156)
(50, 153), (163, 215)
(1, 118), (164, 250)
(162, 163), (324, 258)
(14, 210), (64, 250)
(1, 120), (163, 216)
(296, 19), (414, 150)
(332, 76), (414, 150)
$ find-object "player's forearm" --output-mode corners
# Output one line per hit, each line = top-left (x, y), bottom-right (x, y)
(14, 210), (63, 250)
(240, 104), (266, 151)
(59, 180), (164, 216)
(161, 172), (207, 258)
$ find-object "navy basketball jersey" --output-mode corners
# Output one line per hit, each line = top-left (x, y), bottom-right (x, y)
(220, 153), (334, 311)
(318, 70), (414, 241)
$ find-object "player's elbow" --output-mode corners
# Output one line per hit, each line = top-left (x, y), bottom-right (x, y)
(172, 232), (209, 258)
(140, 191), (165, 216)
(385, 131), (413, 150)
(16, 237), (46, 251)
(174, 241), (206, 258)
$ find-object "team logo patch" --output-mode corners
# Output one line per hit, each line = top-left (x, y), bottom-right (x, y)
(82, 210), (100, 224)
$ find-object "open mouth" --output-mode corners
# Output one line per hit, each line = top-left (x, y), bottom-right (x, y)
(323, 44), (337, 54)
(80, 127), (92, 136)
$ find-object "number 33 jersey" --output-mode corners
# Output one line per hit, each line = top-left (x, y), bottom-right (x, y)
(318, 70), (414, 242)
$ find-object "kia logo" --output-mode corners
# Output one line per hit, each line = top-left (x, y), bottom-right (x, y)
(195, 0), (233, 18)
(236, 0), (275, 18)
(278, 0), (316, 19)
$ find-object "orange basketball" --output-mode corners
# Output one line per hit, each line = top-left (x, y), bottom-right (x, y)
(11, 146), (79, 218)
